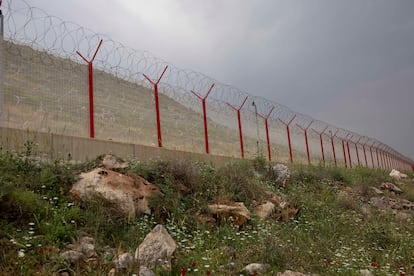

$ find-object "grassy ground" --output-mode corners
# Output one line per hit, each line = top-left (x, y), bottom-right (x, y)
(1, 144), (413, 275)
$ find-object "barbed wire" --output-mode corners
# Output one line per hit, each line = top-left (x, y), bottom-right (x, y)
(1, 0), (412, 167)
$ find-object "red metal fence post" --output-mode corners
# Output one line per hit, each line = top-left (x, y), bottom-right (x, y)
(257, 106), (275, 161)
(342, 140), (348, 168)
(360, 136), (369, 168)
(387, 152), (392, 169)
(345, 134), (353, 168)
(296, 120), (314, 165)
(368, 141), (375, 168)
(227, 96), (248, 158)
(312, 126), (328, 166)
(191, 83), (215, 154)
(361, 141), (368, 167)
(329, 130), (339, 167)
(279, 114), (296, 163)
(76, 39), (103, 139)
(381, 148), (387, 169)
(383, 146), (390, 170)
(354, 136), (362, 167)
(143, 66), (168, 148)
(383, 150), (389, 169)
(380, 148), (386, 169)
(391, 153), (395, 169)
(374, 143), (381, 169)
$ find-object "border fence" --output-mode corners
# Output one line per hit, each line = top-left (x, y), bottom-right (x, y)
(0, 0), (413, 171)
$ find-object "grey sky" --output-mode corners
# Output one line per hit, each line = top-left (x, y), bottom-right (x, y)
(8, 0), (414, 160)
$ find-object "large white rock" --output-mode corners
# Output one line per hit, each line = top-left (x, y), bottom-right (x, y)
(70, 168), (162, 218)
(135, 224), (177, 271)
(389, 169), (408, 180)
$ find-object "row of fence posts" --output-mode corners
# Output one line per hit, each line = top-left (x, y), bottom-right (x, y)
(0, 2), (412, 171)
(45, 37), (414, 171)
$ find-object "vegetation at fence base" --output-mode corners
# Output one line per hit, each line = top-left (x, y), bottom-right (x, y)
(0, 144), (414, 275)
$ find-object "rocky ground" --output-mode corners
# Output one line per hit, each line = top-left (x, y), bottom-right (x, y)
(1, 152), (413, 275)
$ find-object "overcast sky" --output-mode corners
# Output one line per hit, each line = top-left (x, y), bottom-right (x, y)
(7, 0), (414, 161)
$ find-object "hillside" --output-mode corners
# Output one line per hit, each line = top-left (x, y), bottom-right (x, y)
(1, 146), (413, 275)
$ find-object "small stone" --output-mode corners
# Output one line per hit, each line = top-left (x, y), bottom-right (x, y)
(241, 263), (270, 274)
(114, 252), (134, 269)
(255, 201), (276, 219)
(371, 187), (384, 195)
(135, 224), (177, 272)
(380, 182), (402, 194)
(101, 154), (128, 170)
(139, 265), (155, 276)
(80, 243), (96, 258)
(221, 246), (236, 259)
(393, 210), (410, 220)
(208, 202), (251, 228)
(60, 250), (85, 264)
(272, 164), (290, 187)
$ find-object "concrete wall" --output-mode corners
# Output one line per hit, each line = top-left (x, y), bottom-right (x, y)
(0, 127), (241, 166)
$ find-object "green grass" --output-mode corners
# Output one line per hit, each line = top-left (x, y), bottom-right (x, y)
(1, 144), (413, 275)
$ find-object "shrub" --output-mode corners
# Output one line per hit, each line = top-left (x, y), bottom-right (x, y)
(0, 190), (49, 223)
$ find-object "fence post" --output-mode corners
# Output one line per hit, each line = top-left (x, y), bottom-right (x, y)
(257, 106), (275, 161)
(312, 126), (328, 166)
(279, 114), (296, 163)
(76, 39), (103, 139)
(374, 144), (381, 169)
(227, 96), (248, 158)
(345, 134), (353, 168)
(329, 130), (339, 167)
(143, 65), (168, 148)
(252, 101), (261, 156)
(296, 120), (313, 165)
(368, 141), (375, 168)
(380, 147), (386, 169)
(341, 139), (348, 168)
(358, 137), (368, 167)
(354, 136), (362, 167)
(191, 83), (215, 154)
(384, 147), (391, 170)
